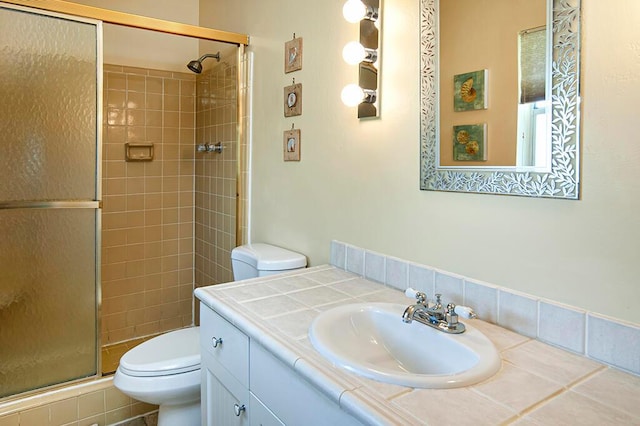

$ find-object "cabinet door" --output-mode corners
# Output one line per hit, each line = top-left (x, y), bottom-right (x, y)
(200, 303), (250, 387)
(203, 365), (249, 426)
(250, 343), (362, 426)
(250, 393), (284, 426)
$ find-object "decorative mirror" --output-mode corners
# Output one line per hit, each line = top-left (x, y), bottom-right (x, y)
(419, 0), (581, 199)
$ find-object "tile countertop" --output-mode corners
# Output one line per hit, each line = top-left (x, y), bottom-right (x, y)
(194, 266), (640, 426)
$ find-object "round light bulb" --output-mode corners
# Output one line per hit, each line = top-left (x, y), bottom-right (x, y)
(341, 84), (365, 107)
(342, 42), (366, 65)
(342, 0), (367, 23)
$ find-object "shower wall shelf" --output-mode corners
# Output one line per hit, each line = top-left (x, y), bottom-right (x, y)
(125, 143), (154, 161)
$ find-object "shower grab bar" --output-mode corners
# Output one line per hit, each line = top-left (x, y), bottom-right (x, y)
(0, 200), (101, 210)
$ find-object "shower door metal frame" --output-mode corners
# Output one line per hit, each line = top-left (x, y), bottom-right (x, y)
(2, 0), (249, 45)
(0, 1), (103, 397)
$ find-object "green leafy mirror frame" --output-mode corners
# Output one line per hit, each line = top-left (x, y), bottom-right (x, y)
(419, 0), (581, 199)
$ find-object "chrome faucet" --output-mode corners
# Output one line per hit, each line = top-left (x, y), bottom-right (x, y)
(402, 289), (474, 334)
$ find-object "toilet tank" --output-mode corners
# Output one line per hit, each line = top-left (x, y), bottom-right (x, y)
(231, 243), (307, 280)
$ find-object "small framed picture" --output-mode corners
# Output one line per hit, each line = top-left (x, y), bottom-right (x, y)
(453, 124), (487, 161)
(284, 83), (302, 117)
(284, 37), (303, 73)
(284, 128), (301, 161)
(453, 69), (488, 111)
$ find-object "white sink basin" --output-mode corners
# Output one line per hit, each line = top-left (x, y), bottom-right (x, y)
(308, 303), (501, 388)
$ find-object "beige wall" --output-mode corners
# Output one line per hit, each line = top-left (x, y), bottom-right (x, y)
(439, 0), (546, 166)
(71, 0), (200, 72)
(200, 0), (640, 325)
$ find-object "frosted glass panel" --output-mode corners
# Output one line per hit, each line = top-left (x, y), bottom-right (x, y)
(0, 209), (98, 398)
(0, 5), (99, 398)
(0, 7), (98, 202)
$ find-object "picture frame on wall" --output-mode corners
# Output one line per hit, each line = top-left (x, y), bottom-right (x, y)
(453, 69), (488, 112)
(284, 37), (303, 73)
(453, 123), (487, 161)
(284, 128), (301, 161)
(283, 83), (302, 117)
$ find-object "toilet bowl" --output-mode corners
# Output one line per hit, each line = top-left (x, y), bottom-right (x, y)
(232, 243), (307, 280)
(114, 327), (201, 426)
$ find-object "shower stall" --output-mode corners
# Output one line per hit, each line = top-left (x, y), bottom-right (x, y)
(0, 4), (102, 398)
(0, 0), (251, 411)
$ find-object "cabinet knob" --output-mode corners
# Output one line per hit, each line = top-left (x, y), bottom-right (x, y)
(234, 403), (246, 416)
(211, 336), (223, 348)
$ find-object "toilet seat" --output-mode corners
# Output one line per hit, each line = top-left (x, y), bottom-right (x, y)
(119, 327), (200, 377)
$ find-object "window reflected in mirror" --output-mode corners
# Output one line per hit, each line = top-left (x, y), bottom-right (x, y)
(517, 26), (549, 168)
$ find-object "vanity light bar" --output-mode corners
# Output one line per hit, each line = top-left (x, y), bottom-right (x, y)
(341, 0), (381, 118)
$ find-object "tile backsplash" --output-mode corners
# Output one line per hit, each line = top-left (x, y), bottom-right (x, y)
(330, 241), (640, 376)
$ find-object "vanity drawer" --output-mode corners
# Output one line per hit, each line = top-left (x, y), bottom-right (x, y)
(200, 303), (249, 387)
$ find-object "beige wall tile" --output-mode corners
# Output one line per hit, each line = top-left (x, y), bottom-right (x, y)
(126, 75), (145, 92)
(19, 406), (49, 425)
(122, 66), (148, 76)
(107, 73), (126, 90)
(126, 91), (145, 110)
(164, 95), (180, 111)
(105, 387), (130, 412)
(163, 79), (179, 95)
(105, 406), (132, 425)
(146, 93), (162, 110)
(78, 391), (105, 419)
(50, 397), (78, 425)
(0, 414), (19, 426)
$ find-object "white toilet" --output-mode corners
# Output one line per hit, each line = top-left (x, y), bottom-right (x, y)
(231, 243), (307, 279)
(113, 327), (201, 426)
(114, 243), (306, 426)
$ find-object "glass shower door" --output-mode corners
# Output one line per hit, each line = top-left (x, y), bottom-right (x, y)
(0, 4), (101, 398)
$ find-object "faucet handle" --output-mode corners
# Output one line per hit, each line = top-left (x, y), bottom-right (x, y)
(455, 305), (477, 319)
(446, 303), (459, 326)
(405, 288), (427, 304)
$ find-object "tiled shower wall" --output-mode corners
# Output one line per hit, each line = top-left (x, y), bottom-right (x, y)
(101, 64), (195, 345)
(194, 56), (239, 288)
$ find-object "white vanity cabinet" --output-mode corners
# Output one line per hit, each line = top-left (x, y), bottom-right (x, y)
(200, 305), (250, 426)
(199, 302), (362, 426)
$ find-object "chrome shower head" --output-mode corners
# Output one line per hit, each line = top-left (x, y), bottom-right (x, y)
(186, 52), (220, 74)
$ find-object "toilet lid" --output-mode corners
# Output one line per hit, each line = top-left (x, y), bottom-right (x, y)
(118, 327), (200, 377)
(231, 243), (307, 270)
